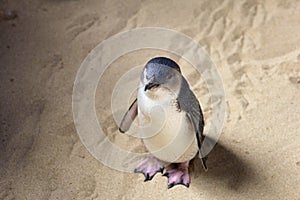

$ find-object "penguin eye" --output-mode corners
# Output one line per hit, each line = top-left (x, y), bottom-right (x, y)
(166, 74), (172, 80)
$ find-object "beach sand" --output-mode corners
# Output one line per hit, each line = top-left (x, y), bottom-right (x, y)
(0, 0), (299, 199)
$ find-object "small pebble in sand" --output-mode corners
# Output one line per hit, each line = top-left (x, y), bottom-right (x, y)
(0, 10), (18, 21)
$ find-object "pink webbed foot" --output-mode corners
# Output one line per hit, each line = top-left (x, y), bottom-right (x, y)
(163, 162), (190, 189)
(134, 156), (165, 181)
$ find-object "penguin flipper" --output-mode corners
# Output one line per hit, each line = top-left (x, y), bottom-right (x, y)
(186, 112), (208, 171)
(177, 78), (207, 171)
(119, 98), (138, 133)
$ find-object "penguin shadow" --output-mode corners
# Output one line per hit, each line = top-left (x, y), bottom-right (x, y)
(190, 137), (257, 191)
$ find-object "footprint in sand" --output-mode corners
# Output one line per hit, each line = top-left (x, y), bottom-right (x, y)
(66, 13), (99, 41)
(289, 76), (300, 85)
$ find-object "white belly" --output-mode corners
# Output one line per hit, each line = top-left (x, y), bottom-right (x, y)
(137, 88), (198, 163)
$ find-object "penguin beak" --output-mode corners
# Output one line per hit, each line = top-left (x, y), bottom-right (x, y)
(144, 82), (160, 91)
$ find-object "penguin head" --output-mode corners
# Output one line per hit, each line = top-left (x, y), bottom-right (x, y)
(142, 57), (182, 94)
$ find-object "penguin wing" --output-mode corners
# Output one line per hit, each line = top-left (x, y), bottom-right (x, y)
(119, 98), (138, 133)
(177, 79), (207, 170)
(186, 108), (207, 171)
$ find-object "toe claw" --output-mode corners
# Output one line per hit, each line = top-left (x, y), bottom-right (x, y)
(144, 173), (151, 182)
(162, 172), (169, 177)
(160, 168), (164, 173)
(179, 182), (189, 188)
(168, 183), (175, 189)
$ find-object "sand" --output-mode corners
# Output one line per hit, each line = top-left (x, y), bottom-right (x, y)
(0, 0), (300, 199)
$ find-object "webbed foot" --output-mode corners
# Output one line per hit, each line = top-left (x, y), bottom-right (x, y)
(134, 156), (164, 181)
(163, 161), (190, 189)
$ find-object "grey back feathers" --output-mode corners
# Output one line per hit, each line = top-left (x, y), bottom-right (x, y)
(177, 79), (204, 134)
(177, 78), (207, 170)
